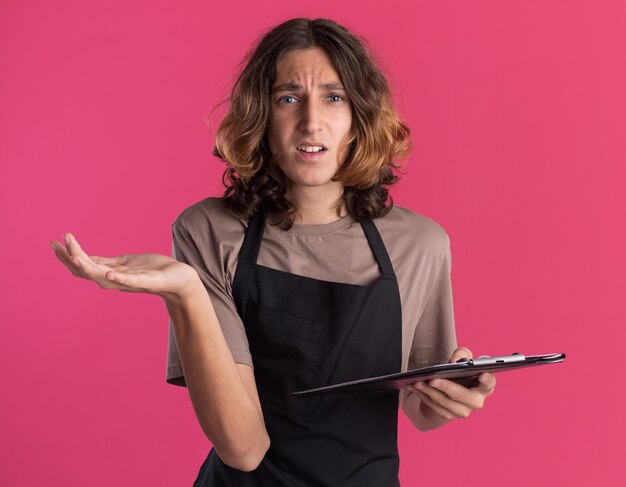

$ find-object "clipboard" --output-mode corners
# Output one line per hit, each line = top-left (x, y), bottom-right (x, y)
(288, 352), (566, 398)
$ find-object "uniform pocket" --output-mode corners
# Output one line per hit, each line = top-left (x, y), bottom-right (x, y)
(244, 300), (326, 415)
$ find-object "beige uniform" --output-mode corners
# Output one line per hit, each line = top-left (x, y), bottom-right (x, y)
(166, 197), (457, 386)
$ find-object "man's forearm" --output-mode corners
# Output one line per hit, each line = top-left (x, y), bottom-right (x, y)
(165, 277), (269, 471)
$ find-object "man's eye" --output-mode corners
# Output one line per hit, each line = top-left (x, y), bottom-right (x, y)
(328, 95), (344, 102)
(279, 96), (297, 104)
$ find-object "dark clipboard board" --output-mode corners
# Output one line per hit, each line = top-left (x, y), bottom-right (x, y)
(288, 353), (566, 398)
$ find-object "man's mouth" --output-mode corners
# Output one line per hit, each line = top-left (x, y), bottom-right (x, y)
(297, 145), (327, 153)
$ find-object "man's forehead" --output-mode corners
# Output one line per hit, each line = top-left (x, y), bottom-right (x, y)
(271, 81), (345, 93)
(273, 48), (341, 84)
(274, 64), (335, 80)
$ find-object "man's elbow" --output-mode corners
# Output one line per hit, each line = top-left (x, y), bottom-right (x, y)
(217, 436), (271, 472)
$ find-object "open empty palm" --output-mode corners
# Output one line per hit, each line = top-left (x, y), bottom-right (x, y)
(51, 233), (199, 297)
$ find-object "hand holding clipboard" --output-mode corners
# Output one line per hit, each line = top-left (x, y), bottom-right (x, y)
(289, 352), (566, 398)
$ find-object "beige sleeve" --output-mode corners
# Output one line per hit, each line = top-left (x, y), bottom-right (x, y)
(407, 239), (458, 369)
(165, 219), (253, 387)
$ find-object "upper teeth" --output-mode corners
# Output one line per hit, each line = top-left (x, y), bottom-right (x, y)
(298, 146), (325, 152)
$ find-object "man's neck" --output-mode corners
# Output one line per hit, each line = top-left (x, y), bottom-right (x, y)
(289, 184), (346, 225)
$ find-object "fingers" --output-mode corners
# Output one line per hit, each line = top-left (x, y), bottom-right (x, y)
(68, 252), (117, 285)
(51, 233), (166, 296)
(411, 388), (460, 420)
(63, 232), (86, 259)
(405, 347), (497, 422)
(59, 233), (92, 271)
(410, 381), (473, 419)
(51, 234), (126, 289)
(407, 373), (496, 421)
(448, 347), (495, 394)
(50, 239), (82, 277)
(477, 373), (497, 396)
(91, 255), (128, 266)
(61, 233), (131, 269)
(431, 379), (486, 410)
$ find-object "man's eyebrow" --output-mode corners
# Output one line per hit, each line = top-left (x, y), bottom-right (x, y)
(271, 82), (346, 93)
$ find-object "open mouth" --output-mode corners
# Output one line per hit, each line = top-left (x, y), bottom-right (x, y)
(297, 145), (327, 153)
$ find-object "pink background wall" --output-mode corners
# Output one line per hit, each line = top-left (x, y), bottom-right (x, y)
(1, 0), (624, 485)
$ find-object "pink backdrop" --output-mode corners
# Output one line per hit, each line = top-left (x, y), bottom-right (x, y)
(2, 0), (624, 485)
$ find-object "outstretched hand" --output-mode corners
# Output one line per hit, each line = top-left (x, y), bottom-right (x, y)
(50, 233), (200, 299)
(407, 347), (496, 420)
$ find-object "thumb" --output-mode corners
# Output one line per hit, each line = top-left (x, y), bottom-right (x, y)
(449, 346), (473, 364)
(104, 270), (145, 290)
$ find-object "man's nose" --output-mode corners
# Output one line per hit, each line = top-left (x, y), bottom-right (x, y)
(298, 99), (322, 133)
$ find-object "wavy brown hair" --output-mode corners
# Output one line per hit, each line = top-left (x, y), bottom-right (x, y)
(212, 18), (411, 228)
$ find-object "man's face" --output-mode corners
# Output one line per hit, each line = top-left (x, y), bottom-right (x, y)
(266, 48), (353, 197)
